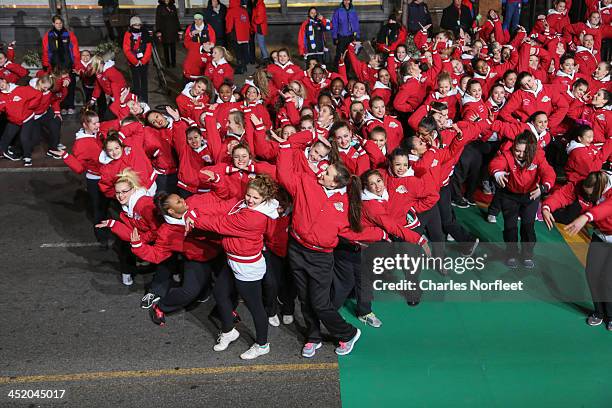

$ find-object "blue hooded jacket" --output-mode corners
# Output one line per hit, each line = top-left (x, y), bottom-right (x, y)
(331, 1), (360, 40)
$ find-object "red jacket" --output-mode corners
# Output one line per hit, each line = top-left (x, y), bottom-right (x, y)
(205, 58), (234, 90)
(176, 82), (209, 121)
(0, 60), (27, 84)
(580, 105), (612, 144)
(361, 190), (424, 244)
(363, 113), (404, 152)
(266, 61), (303, 89)
(92, 61), (127, 101)
(251, 0), (268, 36)
(173, 129), (215, 194)
(564, 139), (612, 184)
(346, 42), (379, 88)
(0, 83), (40, 125)
(202, 160), (276, 200)
(371, 81), (392, 107)
(108, 191), (160, 243)
(423, 89), (461, 121)
(182, 23), (216, 79)
(264, 213), (290, 258)
(98, 145), (157, 198)
(337, 144), (370, 176)
(41, 28), (80, 70)
(61, 129), (103, 179)
(143, 124), (179, 176)
(489, 149), (556, 194)
(226, 0), (251, 43)
(575, 46), (600, 77)
(122, 31), (153, 67)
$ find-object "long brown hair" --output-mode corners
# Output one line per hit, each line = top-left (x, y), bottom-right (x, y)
(333, 163), (362, 232)
(582, 171), (609, 204)
(513, 131), (537, 167)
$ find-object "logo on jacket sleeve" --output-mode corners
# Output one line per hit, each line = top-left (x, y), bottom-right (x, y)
(541, 96), (551, 103)
(334, 202), (344, 212)
(396, 185), (408, 194)
(389, 122), (398, 128)
(12, 96), (21, 102)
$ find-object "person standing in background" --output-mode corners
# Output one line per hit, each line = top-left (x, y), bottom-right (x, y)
(99, 0), (118, 42)
(331, 0), (360, 70)
(42, 15), (80, 115)
(251, 0), (269, 62)
(156, 0), (182, 68)
(502, 0), (527, 33)
(122, 16), (152, 103)
(298, 7), (331, 63)
(440, 0), (474, 37)
(226, 0), (251, 74)
(204, 0), (228, 47)
(405, 0), (432, 34)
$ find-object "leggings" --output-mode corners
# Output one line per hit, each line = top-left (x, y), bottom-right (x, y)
(0, 120), (36, 158)
(263, 250), (296, 316)
(159, 260), (215, 313)
(451, 141), (484, 201)
(214, 264), (268, 345)
(585, 234), (612, 320)
(34, 109), (62, 150)
(86, 178), (110, 242)
(331, 243), (372, 317)
(499, 189), (539, 258)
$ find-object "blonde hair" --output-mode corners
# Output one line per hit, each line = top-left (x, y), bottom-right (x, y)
(91, 55), (105, 74)
(115, 168), (142, 190)
(35, 74), (53, 91)
(288, 80), (307, 100)
(214, 46), (234, 63)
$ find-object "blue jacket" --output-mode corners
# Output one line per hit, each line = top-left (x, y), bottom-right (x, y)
(331, 2), (360, 40)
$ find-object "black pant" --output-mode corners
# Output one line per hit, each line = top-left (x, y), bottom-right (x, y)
(149, 255), (179, 295)
(155, 173), (177, 195)
(177, 187), (193, 199)
(499, 189), (539, 258)
(451, 142), (483, 201)
(159, 260), (214, 313)
(416, 204), (445, 258)
(439, 184), (475, 243)
(60, 72), (77, 110)
(263, 250), (296, 316)
(488, 189), (502, 216)
(214, 264), (268, 345)
(1, 121), (37, 159)
(585, 234), (612, 319)
(0, 122), (20, 154)
(334, 35), (353, 71)
(331, 244), (372, 317)
(34, 110), (62, 150)
(115, 239), (139, 276)
(235, 42), (249, 73)
(86, 178), (110, 242)
(288, 238), (357, 343)
(162, 42), (177, 67)
(129, 64), (149, 103)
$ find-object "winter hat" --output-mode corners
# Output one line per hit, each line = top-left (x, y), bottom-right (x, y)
(194, 13), (204, 20)
(130, 16), (142, 26)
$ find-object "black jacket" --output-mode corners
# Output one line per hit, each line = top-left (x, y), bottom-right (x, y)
(156, 2), (181, 43)
(203, 1), (228, 45)
(440, 3), (473, 36)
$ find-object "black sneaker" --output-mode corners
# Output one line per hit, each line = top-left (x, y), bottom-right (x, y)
(2, 150), (21, 161)
(465, 197), (476, 206)
(46, 150), (62, 160)
(587, 314), (603, 326)
(606, 321), (612, 331)
(461, 238), (480, 257)
(149, 304), (166, 326)
(23, 157), (32, 167)
(141, 292), (160, 309)
(523, 259), (535, 269)
(451, 198), (470, 208)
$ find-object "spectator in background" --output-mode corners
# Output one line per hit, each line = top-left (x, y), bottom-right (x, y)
(122, 16), (152, 103)
(42, 15), (80, 115)
(226, 0), (251, 74)
(156, 0), (182, 68)
(405, 0), (432, 34)
(99, 0), (118, 42)
(204, 0), (227, 47)
(376, 11), (408, 52)
(502, 0), (527, 33)
(251, 0), (269, 62)
(440, 0), (474, 37)
(298, 7), (332, 63)
(332, 0), (360, 69)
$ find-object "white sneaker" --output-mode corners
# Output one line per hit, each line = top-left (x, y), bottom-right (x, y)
(268, 314), (280, 327)
(57, 143), (66, 150)
(213, 328), (240, 351)
(446, 234), (455, 242)
(486, 215), (497, 223)
(240, 343), (270, 360)
(282, 314), (294, 325)
(122, 273), (133, 286)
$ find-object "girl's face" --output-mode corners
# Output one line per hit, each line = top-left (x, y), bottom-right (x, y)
(396, 46), (407, 61)
(594, 63), (609, 80)
(371, 100), (385, 118)
(191, 81), (206, 97)
(411, 135), (429, 156)
(378, 69), (390, 85)
(278, 51), (289, 65)
(219, 85), (232, 102)
(529, 55), (539, 69)
(212, 48), (223, 60)
(350, 103), (364, 122)
(128, 100), (143, 115)
(573, 83), (588, 99)
(105, 141), (123, 160)
(281, 125), (296, 139)
(148, 112), (168, 129)
(246, 87), (259, 103)
(467, 83), (482, 100)
(520, 75), (536, 91)
(555, 1), (566, 13)
(167, 194), (188, 218)
(289, 82), (301, 95)
(451, 60), (464, 74)
(232, 147), (250, 169)
(318, 95), (332, 108)
(459, 76), (470, 91)
(245, 187), (264, 208)
(84, 117), (100, 133)
(228, 116), (243, 134)
(271, 51), (279, 63)
(438, 79), (451, 95)
(513, 142), (527, 162)
(391, 155), (410, 176)
(331, 80), (344, 96)
(115, 181), (134, 205)
(491, 87), (505, 104)
(532, 114), (548, 132)
(334, 126), (352, 149)
(300, 119), (314, 131)
(369, 132), (386, 149)
(317, 164), (338, 189)
(352, 82), (366, 98)
(589, 13), (601, 25)
(187, 131), (203, 149)
(366, 173), (385, 197)
(81, 52), (91, 63)
(592, 89), (608, 107)
(504, 73), (517, 88)
(308, 141), (330, 163)
(561, 58), (575, 74)
(309, 8), (317, 19)
(578, 130), (594, 146)
(312, 67), (325, 83)
(431, 110), (448, 128)
(319, 105), (333, 123)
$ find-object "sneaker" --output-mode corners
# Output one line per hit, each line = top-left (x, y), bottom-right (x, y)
(2, 150), (21, 161)
(61, 109), (68, 115)
(67, 108), (76, 115)
(213, 328), (240, 351)
(140, 292), (160, 309)
(23, 157), (32, 167)
(268, 314), (280, 327)
(197, 295), (211, 303)
(461, 238), (480, 257)
(451, 198), (470, 208)
(446, 234), (455, 242)
(505, 258), (518, 269)
(172, 273), (181, 283)
(587, 314), (603, 326)
(466, 197), (476, 206)
(482, 180), (494, 195)
(301, 342), (322, 358)
(240, 343), (270, 360)
(358, 312), (382, 328)
(335, 328), (361, 356)
(523, 259), (535, 269)
(122, 273), (133, 286)
(149, 304), (166, 326)
(486, 214), (497, 223)
(57, 143), (66, 150)
(282, 314), (294, 325)
(606, 321), (612, 331)
(46, 150), (62, 160)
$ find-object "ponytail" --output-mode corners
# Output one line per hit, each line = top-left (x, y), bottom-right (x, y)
(333, 163), (363, 232)
(115, 168), (142, 190)
(154, 191), (172, 217)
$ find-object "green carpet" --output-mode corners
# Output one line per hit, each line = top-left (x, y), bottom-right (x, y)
(338, 206), (610, 408)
